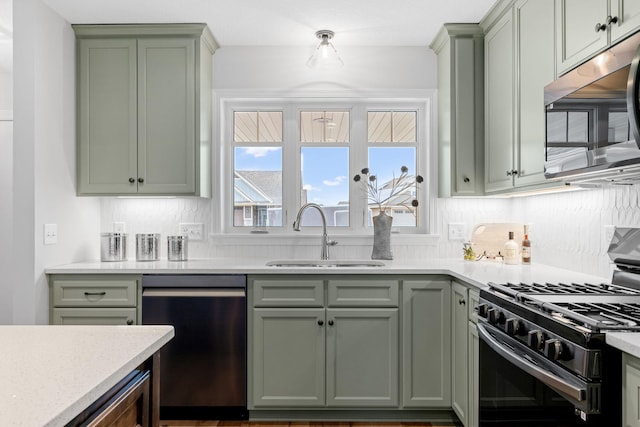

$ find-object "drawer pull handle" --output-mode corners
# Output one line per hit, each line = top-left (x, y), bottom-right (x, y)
(328, 320), (334, 326)
(84, 291), (107, 296)
(127, 319), (134, 325)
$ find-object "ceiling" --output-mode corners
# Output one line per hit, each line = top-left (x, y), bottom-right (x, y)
(40, 0), (495, 47)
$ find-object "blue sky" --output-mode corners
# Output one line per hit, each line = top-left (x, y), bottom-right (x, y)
(235, 146), (417, 207)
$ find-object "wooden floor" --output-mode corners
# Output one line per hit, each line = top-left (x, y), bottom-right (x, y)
(160, 422), (457, 427)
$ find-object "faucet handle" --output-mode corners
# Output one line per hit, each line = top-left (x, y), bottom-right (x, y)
(328, 240), (338, 246)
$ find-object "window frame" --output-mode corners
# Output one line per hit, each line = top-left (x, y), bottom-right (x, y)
(217, 96), (435, 238)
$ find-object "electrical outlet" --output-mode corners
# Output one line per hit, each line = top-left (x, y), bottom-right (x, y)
(44, 223), (58, 245)
(448, 223), (466, 241)
(179, 223), (204, 241)
(113, 222), (126, 233)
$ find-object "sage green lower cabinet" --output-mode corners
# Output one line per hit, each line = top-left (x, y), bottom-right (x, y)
(326, 308), (398, 407)
(402, 279), (452, 408)
(623, 353), (640, 427)
(468, 321), (480, 427)
(48, 274), (141, 325)
(451, 282), (480, 427)
(52, 307), (137, 325)
(451, 282), (469, 424)
(252, 308), (326, 407)
(249, 275), (400, 410)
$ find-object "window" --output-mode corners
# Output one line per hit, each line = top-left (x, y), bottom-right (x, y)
(224, 100), (428, 235)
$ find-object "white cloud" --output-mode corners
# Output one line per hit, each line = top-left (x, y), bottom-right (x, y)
(323, 176), (347, 186)
(303, 184), (321, 192)
(242, 147), (280, 158)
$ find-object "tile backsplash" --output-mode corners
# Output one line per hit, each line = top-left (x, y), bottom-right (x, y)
(101, 184), (640, 280)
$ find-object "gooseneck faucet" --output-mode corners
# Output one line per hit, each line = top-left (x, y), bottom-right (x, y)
(293, 202), (338, 260)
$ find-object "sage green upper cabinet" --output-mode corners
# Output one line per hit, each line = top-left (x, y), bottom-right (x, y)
(514, 0), (556, 187)
(610, 0), (640, 44)
(556, 0), (640, 75)
(483, 6), (514, 193)
(74, 24), (217, 196)
(430, 25), (484, 197)
(482, 0), (556, 194)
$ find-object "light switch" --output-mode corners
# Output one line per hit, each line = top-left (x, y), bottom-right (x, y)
(44, 224), (58, 245)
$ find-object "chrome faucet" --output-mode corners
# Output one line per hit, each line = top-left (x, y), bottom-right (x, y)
(293, 202), (338, 260)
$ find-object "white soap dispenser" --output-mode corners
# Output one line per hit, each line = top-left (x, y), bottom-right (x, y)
(504, 231), (519, 265)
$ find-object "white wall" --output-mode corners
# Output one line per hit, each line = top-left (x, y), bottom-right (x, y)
(0, 0), (12, 324)
(13, 0), (100, 324)
(213, 46), (436, 92)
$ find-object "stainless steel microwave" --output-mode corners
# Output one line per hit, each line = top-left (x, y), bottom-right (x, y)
(544, 31), (640, 183)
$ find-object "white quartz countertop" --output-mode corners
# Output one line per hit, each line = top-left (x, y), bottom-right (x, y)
(607, 333), (640, 359)
(45, 257), (611, 291)
(0, 325), (174, 427)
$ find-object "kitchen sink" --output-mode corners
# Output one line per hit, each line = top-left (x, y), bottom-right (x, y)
(266, 260), (386, 268)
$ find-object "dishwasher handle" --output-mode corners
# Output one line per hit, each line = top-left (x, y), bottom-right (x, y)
(142, 288), (245, 298)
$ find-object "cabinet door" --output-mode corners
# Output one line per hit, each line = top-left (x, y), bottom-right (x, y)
(610, 0), (640, 44)
(556, 0), (609, 75)
(515, 0), (555, 188)
(77, 38), (138, 195)
(402, 279), (451, 408)
(252, 308), (325, 407)
(137, 39), (196, 194)
(485, 11), (515, 193)
(52, 308), (137, 325)
(624, 353), (640, 427)
(326, 308), (399, 407)
(451, 283), (468, 425)
(468, 322), (480, 427)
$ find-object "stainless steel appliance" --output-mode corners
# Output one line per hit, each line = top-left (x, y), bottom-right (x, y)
(544, 31), (640, 183)
(142, 275), (247, 420)
(478, 227), (640, 426)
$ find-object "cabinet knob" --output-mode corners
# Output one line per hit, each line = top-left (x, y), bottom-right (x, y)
(138, 177), (144, 183)
(595, 22), (607, 32)
(317, 320), (324, 326)
(129, 177), (135, 183)
(328, 320), (334, 326)
(606, 15), (618, 26)
(463, 177), (470, 183)
(506, 169), (518, 176)
(459, 298), (466, 306)
(126, 319), (134, 325)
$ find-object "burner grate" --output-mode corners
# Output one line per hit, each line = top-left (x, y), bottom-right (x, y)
(498, 281), (637, 295)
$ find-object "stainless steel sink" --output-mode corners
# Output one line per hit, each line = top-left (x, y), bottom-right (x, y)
(266, 259), (385, 268)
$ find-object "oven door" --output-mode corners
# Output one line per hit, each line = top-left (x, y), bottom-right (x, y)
(477, 323), (619, 426)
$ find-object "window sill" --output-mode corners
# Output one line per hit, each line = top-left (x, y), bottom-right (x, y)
(210, 233), (441, 246)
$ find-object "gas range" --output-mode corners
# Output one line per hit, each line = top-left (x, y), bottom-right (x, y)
(477, 228), (640, 424)
(479, 280), (640, 380)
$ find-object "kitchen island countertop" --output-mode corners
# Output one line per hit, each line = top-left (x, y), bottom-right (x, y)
(0, 325), (174, 427)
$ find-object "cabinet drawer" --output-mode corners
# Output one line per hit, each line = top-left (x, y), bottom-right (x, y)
(252, 278), (324, 307)
(52, 308), (137, 325)
(468, 289), (480, 324)
(328, 279), (399, 307)
(52, 277), (138, 307)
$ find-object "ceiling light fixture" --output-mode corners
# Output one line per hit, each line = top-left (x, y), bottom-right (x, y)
(306, 30), (344, 69)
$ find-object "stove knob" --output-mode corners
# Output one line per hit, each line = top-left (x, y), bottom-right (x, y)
(488, 308), (505, 325)
(505, 318), (523, 336)
(528, 330), (544, 350)
(544, 339), (564, 360)
(477, 303), (489, 318)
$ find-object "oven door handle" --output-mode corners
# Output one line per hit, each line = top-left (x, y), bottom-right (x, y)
(477, 323), (586, 402)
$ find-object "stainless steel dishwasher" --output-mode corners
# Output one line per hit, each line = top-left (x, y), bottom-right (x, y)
(142, 275), (247, 420)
